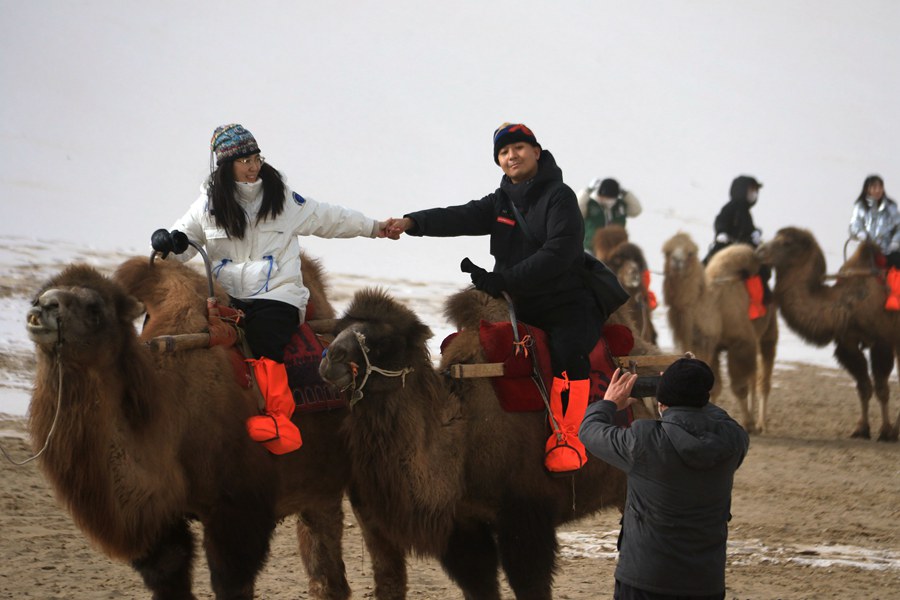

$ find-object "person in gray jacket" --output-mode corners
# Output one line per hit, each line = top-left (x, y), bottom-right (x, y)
(579, 358), (749, 600)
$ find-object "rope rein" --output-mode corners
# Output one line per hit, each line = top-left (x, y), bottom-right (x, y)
(345, 330), (414, 406)
(0, 320), (64, 466)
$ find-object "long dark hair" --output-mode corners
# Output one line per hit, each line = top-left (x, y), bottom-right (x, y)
(855, 174), (886, 205)
(206, 162), (287, 238)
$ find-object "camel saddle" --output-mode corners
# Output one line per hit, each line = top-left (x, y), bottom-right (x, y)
(441, 321), (635, 426)
(215, 300), (346, 414)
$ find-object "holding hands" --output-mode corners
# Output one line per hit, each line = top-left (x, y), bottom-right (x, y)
(381, 217), (413, 240)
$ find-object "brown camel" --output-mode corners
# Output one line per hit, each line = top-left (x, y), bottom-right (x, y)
(756, 227), (900, 441)
(661, 233), (778, 433)
(24, 255), (395, 599)
(605, 241), (659, 345)
(591, 223), (629, 261)
(319, 287), (637, 600)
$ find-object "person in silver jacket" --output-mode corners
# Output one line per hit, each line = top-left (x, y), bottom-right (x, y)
(849, 174), (900, 267)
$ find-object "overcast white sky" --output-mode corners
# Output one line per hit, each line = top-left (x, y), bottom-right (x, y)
(2, 0), (899, 282)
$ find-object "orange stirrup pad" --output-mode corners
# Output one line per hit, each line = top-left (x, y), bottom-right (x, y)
(246, 358), (302, 455)
(745, 275), (767, 320)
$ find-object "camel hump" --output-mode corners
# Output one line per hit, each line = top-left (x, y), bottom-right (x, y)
(706, 243), (759, 280)
(842, 239), (882, 272)
(593, 224), (629, 260)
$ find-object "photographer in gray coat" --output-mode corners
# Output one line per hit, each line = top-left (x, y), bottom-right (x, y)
(579, 358), (749, 599)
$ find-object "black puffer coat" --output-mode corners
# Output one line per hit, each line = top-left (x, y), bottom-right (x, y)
(404, 151), (592, 316)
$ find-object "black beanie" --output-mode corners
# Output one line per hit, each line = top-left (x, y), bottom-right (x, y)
(656, 358), (715, 408)
(492, 122), (540, 164)
(596, 178), (620, 199)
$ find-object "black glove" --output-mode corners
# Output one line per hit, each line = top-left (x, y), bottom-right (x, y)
(151, 229), (190, 259)
(460, 257), (506, 298)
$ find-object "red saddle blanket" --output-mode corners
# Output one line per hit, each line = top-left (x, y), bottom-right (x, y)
(283, 323), (347, 414)
(442, 320), (635, 426)
(225, 321), (346, 415)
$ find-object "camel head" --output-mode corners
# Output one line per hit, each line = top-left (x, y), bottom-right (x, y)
(755, 227), (826, 277)
(27, 264), (144, 365)
(607, 242), (648, 293)
(320, 287), (433, 400)
(662, 232), (700, 275)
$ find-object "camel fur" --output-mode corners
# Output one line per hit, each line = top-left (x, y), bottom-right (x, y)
(591, 223), (629, 261)
(24, 254), (390, 599)
(661, 233), (778, 433)
(605, 241), (659, 345)
(756, 227), (900, 441)
(319, 287), (639, 600)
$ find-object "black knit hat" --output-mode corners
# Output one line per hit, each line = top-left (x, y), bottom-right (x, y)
(656, 358), (715, 407)
(492, 122), (540, 164)
(595, 178), (620, 199)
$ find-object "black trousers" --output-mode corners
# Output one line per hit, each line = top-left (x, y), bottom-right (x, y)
(229, 297), (300, 362)
(519, 300), (603, 381)
(886, 251), (900, 269)
(614, 580), (724, 600)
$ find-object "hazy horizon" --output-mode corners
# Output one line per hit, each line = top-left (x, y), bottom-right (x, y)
(2, 0), (899, 284)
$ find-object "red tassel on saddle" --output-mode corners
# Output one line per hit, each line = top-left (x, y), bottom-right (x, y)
(745, 275), (767, 320)
(207, 298), (241, 347)
(642, 269), (658, 311)
(885, 267), (900, 311)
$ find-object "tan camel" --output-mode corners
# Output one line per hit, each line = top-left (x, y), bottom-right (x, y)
(319, 287), (646, 600)
(661, 233), (779, 433)
(24, 256), (400, 599)
(756, 227), (900, 441)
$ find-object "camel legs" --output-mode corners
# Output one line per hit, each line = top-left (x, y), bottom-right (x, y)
(754, 314), (779, 433)
(726, 341), (759, 434)
(869, 341), (895, 442)
(496, 497), (558, 600)
(297, 500), (351, 600)
(440, 521), (502, 600)
(201, 492), (276, 599)
(834, 340), (876, 439)
(350, 498), (408, 600)
(131, 517), (197, 600)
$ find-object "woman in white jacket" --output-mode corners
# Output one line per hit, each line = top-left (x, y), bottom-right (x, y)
(151, 123), (388, 453)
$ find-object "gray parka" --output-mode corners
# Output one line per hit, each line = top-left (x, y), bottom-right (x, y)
(579, 400), (749, 596)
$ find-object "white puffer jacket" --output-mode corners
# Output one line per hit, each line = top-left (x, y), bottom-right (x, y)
(171, 180), (379, 318)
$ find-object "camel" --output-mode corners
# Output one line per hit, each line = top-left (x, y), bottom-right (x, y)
(24, 255), (395, 599)
(756, 227), (900, 441)
(661, 233), (778, 433)
(591, 223), (629, 261)
(318, 286), (642, 600)
(605, 241), (659, 345)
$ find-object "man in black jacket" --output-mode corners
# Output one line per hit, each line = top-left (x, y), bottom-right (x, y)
(579, 358), (749, 599)
(385, 122), (619, 473)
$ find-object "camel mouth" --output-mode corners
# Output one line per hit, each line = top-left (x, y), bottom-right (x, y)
(26, 306), (58, 342)
(318, 357), (353, 389)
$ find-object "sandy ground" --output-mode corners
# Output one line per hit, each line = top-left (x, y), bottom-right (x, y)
(2, 360), (899, 599)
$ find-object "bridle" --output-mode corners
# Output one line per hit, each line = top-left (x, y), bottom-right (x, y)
(342, 329), (414, 406)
